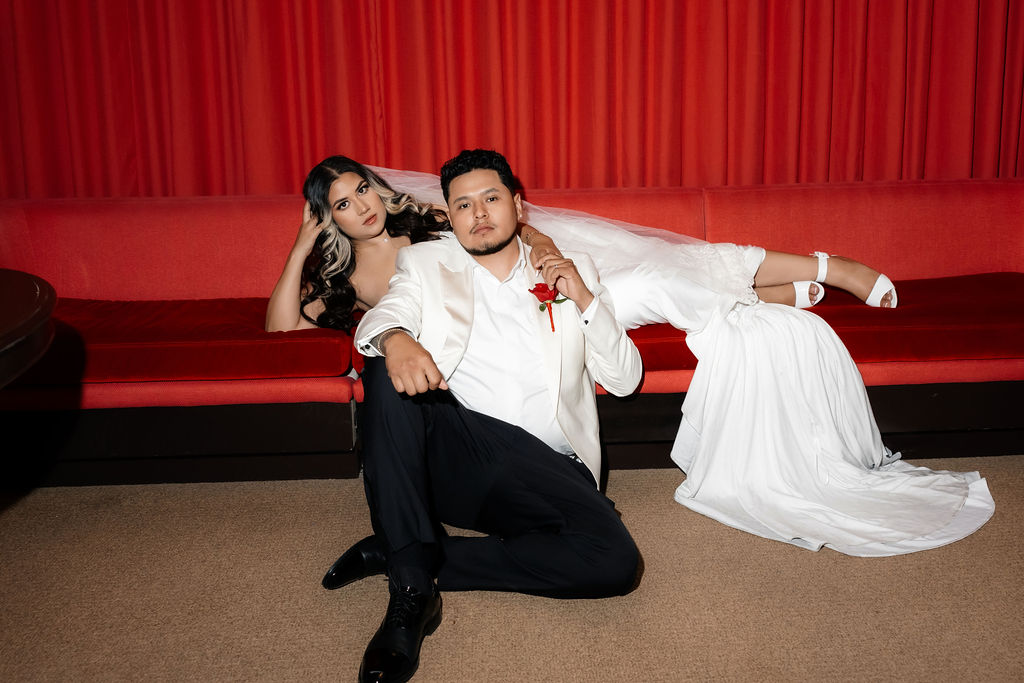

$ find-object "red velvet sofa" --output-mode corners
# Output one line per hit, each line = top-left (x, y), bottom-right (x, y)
(2, 180), (1022, 485)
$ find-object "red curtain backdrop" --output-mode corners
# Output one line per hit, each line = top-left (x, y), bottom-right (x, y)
(1, 0), (1022, 198)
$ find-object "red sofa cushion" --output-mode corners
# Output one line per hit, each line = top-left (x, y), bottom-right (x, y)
(814, 273), (1024, 363)
(15, 274), (1021, 393)
(18, 297), (353, 384)
(626, 324), (697, 372)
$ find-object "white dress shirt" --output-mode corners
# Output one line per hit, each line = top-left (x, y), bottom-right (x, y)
(446, 239), (597, 455)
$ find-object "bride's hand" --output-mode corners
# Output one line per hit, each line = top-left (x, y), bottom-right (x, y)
(523, 226), (563, 268)
(294, 201), (327, 256)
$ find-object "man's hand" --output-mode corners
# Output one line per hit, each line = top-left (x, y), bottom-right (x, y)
(535, 254), (594, 312)
(382, 331), (449, 396)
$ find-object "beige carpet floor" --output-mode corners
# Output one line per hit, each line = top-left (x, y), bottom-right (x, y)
(2, 455), (1023, 682)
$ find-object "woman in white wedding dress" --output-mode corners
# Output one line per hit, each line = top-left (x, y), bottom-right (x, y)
(268, 155), (994, 557)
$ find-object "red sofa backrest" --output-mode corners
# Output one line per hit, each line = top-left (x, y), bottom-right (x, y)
(0, 196), (303, 300)
(0, 188), (709, 301)
(2, 180), (1021, 301)
(526, 187), (706, 241)
(701, 180), (1024, 280)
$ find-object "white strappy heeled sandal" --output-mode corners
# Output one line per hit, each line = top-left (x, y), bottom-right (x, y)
(792, 251), (831, 309)
(865, 272), (898, 308)
(805, 252), (899, 309)
(793, 281), (825, 308)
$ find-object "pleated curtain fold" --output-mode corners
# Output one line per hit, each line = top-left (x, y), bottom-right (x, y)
(1, 0), (1021, 198)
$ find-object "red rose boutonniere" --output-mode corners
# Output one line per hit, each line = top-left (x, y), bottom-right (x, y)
(528, 283), (568, 332)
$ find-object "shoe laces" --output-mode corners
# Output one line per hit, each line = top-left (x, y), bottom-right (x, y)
(383, 586), (423, 628)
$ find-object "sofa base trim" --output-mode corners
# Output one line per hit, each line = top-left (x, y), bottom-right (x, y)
(5, 382), (1019, 487)
(598, 381), (1024, 460)
(7, 451), (360, 488)
(4, 401), (357, 488)
(604, 428), (1024, 471)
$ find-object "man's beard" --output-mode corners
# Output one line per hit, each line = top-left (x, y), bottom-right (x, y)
(463, 230), (517, 257)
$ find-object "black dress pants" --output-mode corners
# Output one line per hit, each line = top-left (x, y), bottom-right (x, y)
(359, 357), (639, 599)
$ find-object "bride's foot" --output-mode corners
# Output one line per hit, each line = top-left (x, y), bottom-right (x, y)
(814, 252), (898, 308)
(755, 282), (823, 308)
(793, 281), (825, 308)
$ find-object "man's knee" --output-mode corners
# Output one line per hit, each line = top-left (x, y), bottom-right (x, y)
(597, 536), (641, 596)
(571, 533), (640, 598)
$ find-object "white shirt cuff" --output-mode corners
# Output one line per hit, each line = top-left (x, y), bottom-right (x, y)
(579, 297), (601, 326)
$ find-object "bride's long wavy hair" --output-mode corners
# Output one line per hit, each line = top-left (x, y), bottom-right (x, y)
(301, 155), (447, 331)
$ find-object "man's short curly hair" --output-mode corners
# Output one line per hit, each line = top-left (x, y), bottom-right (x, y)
(440, 149), (519, 202)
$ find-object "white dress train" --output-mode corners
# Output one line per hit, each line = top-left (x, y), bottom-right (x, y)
(375, 166), (995, 556)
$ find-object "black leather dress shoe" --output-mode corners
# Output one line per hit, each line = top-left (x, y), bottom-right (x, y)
(359, 583), (442, 683)
(321, 535), (387, 590)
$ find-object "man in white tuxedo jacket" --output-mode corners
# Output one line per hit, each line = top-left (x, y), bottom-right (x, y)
(333, 150), (642, 683)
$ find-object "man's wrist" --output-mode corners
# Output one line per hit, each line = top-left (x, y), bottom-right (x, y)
(371, 328), (410, 355)
(575, 292), (596, 316)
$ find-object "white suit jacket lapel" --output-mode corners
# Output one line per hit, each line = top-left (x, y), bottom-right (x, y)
(428, 252), (474, 379)
(529, 267), (564, 414)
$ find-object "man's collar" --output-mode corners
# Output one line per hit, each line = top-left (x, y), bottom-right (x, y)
(468, 237), (527, 283)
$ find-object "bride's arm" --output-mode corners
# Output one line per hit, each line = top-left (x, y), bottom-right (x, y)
(266, 202), (325, 332)
(521, 223), (563, 268)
